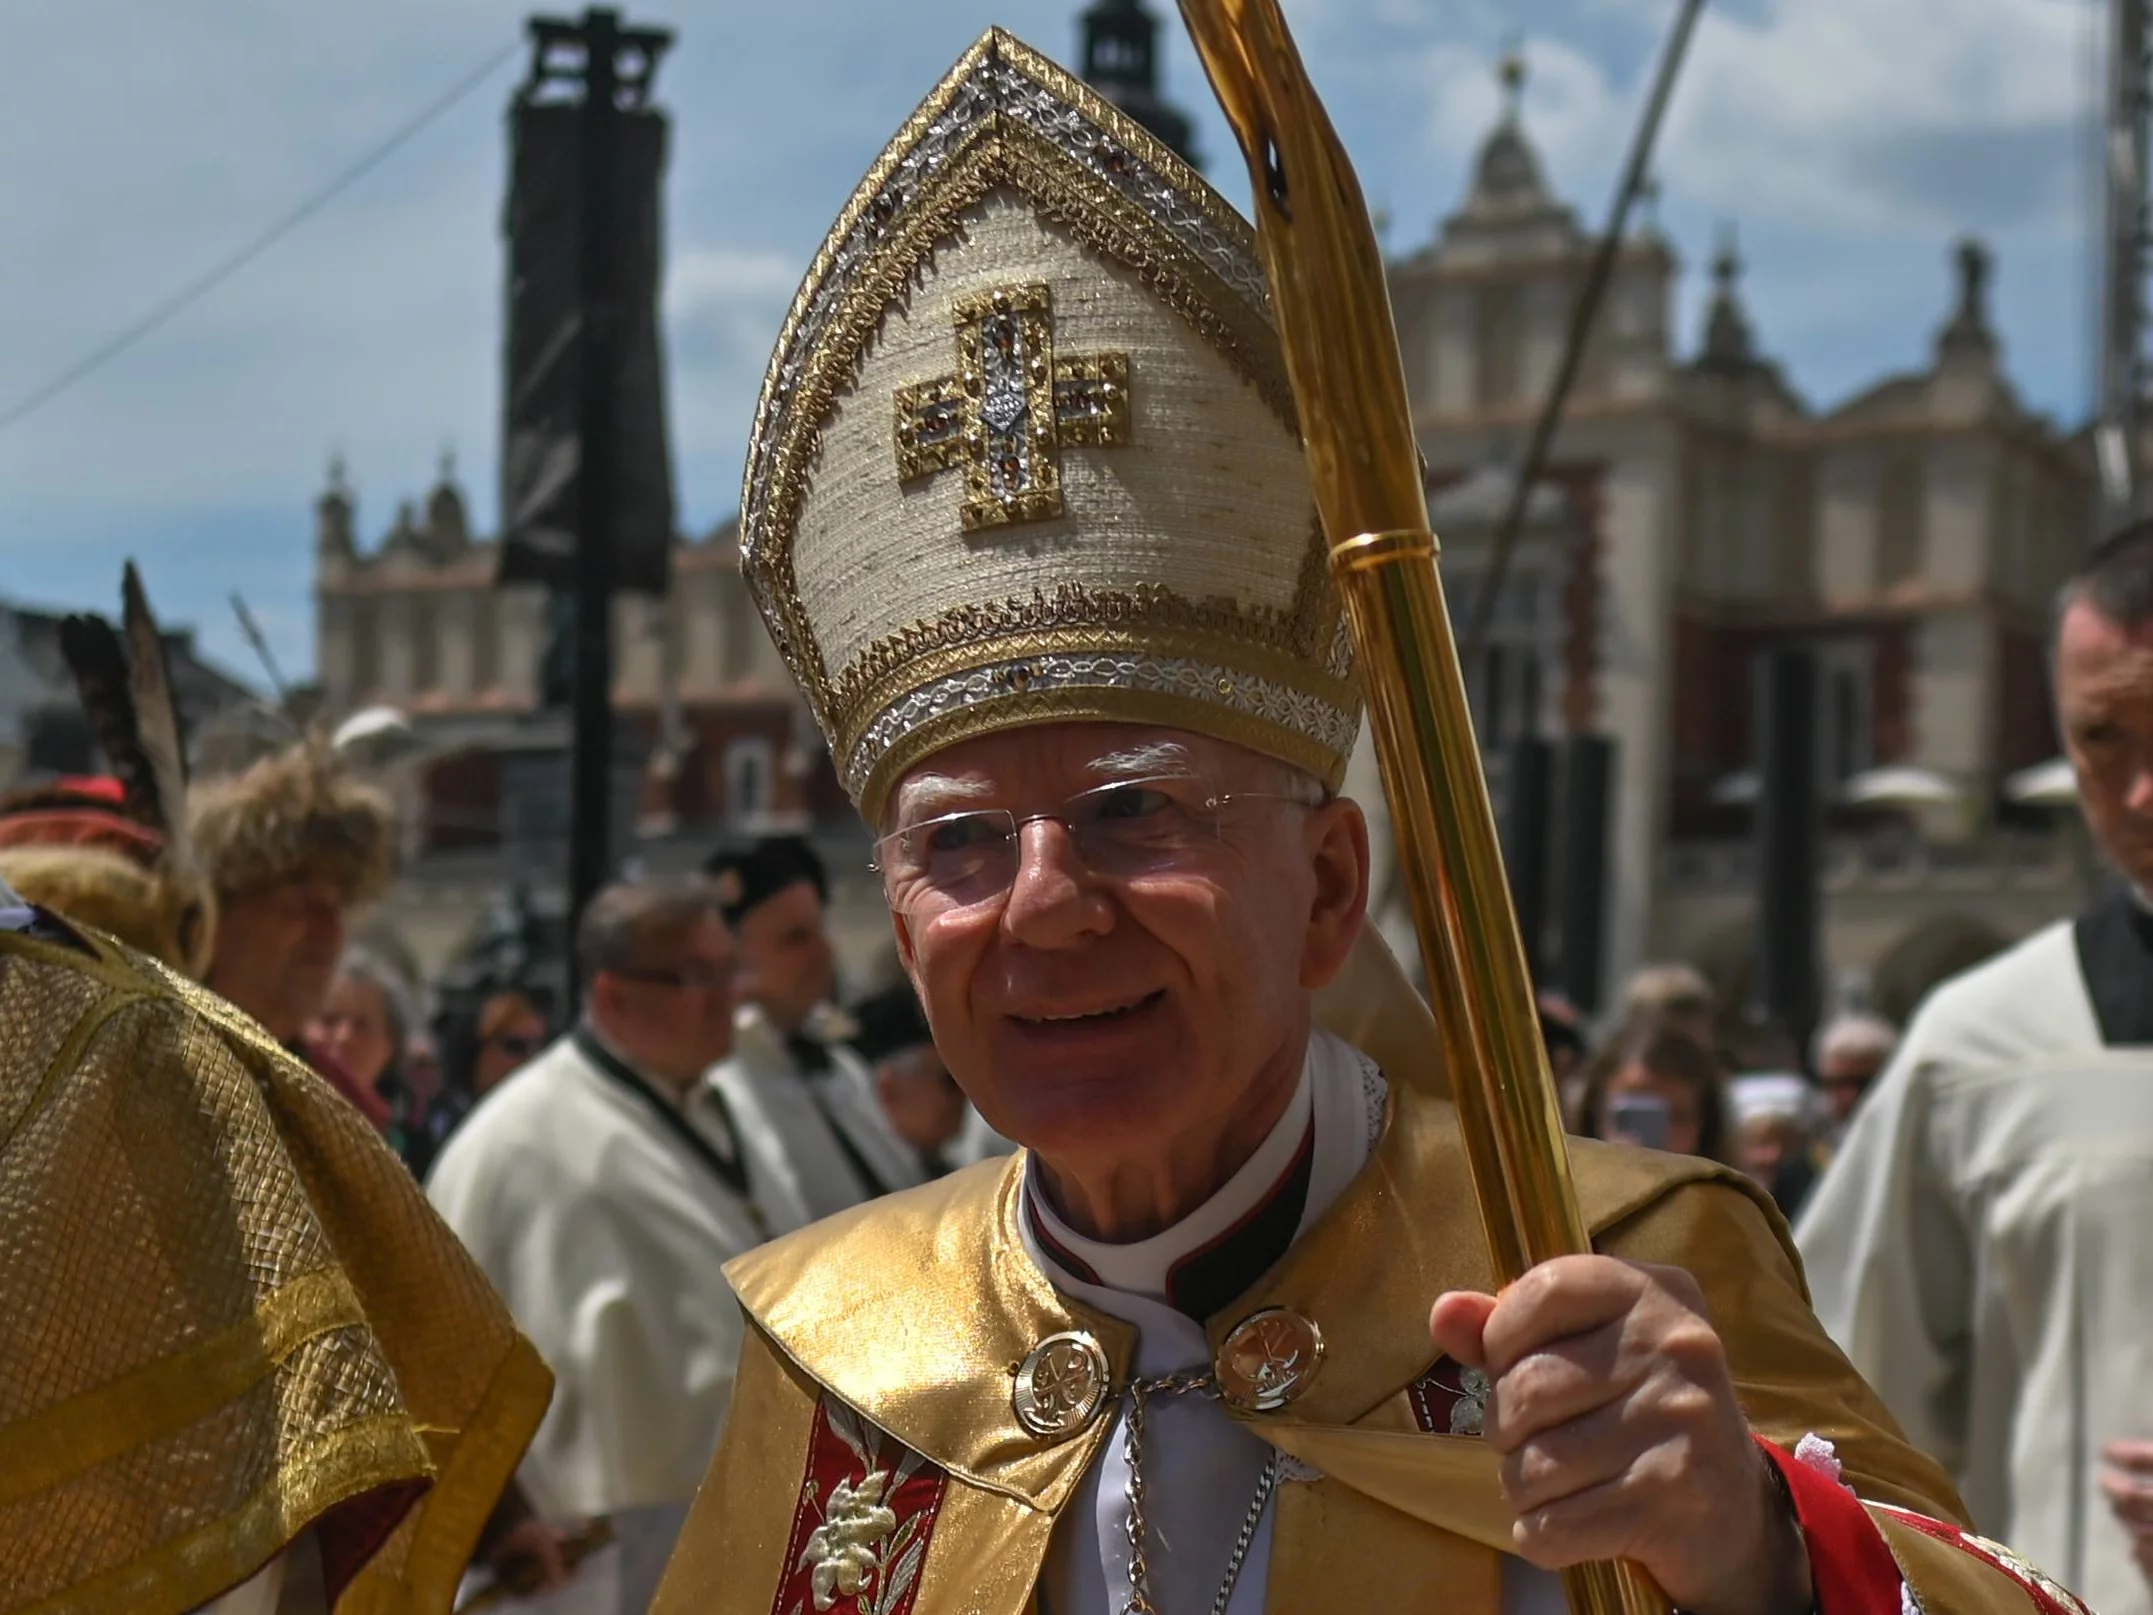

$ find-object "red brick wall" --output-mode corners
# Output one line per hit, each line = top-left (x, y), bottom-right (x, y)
(1872, 623), (1913, 765)
(422, 749), (504, 850)
(1548, 464), (1607, 735)
(1668, 615), (1766, 836)
(678, 705), (795, 823)
(1996, 626), (2056, 775)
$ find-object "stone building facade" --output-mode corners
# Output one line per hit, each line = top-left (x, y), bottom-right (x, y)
(1380, 62), (2094, 1013)
(314, 54), (2101, 1014)
(313, 461), (859, 977)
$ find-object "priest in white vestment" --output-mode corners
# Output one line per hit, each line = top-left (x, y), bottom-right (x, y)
(1799, 523), (2153, 1615)
(705, 836), (924, 1220)
(430, 876), (794, 1614)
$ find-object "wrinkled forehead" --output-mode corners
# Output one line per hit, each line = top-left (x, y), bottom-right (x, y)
(2058, 601), (2153, 710)
(885, 722), (1274, 825)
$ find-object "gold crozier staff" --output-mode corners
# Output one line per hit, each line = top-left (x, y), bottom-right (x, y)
(1174, 3), (1658, 1610)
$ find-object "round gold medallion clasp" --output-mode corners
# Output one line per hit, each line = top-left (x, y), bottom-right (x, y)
(1013, 1330), (1109, 1439)
(1216, 1308), (1325, 1412)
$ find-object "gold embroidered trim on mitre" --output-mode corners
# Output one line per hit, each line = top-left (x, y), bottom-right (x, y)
(737, 28), (1354, 812)
(827, 569), (1347, 751)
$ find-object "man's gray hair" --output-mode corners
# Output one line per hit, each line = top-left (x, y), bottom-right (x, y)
(1619, 962), (1715, 1021)
(2054, 520), (2153, 644)
(1811, 1011), (1899, 1073)
(335, 947), (418, 1049)
(577, 875), (725, 983)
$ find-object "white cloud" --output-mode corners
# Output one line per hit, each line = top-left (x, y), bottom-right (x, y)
(0, 0), (2102, 678)
(666, 246), (800, 312)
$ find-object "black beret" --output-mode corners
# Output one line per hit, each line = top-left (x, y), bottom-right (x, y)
(703, 835), (828, 927)
(849, 980), (934, 1064)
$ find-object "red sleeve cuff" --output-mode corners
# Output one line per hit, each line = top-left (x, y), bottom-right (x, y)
(1755, 1436), (1904, 1613)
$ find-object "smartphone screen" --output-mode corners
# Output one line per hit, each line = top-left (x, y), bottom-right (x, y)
(1607, 1092), (1673, 1152)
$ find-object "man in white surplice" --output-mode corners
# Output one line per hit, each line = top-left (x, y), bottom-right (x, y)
(429, 876), (796, 1614)
(1798, 522), (2153, 1615)
(705, 836), (922, 1221)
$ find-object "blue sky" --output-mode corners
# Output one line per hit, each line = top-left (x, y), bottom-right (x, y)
(0, 0), (2096, 685)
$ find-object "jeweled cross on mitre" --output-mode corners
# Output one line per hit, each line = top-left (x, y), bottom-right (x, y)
(893, 282), (1132, 532)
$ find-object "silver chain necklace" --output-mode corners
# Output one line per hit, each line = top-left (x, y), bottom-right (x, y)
(1119, 1369), (1281, 1615)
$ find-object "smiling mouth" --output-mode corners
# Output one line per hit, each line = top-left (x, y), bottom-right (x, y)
(1011, 990), (1164, 1030)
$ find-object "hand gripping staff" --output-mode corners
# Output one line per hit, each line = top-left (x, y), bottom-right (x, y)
(1173, 5), (1668, 1612)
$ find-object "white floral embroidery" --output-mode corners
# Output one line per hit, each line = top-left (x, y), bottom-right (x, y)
(1794, 1432), (1845, 1486)
(793, 1402), (936, 1615)
(1450, 1367), (1492, 1436)
(804, 1474), (899, 1608)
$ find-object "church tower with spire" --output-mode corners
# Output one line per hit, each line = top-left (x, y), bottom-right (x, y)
(1079, 0), (1198, 168)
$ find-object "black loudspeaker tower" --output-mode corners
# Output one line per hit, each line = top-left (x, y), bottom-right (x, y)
(1502, 736), (1555, 978)
(498, 38), (675, 598)
(501, 10), (674, 1005)
(1556, 735), (1614, 1013)
(1753, 645), (1823, 1056)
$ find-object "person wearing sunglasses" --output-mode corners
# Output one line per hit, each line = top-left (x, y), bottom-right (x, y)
(429, 876), (796, 1615)
(473, 986), (552, 1096)
(651, 30), (2077, 1615)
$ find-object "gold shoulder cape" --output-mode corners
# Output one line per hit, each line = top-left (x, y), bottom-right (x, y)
(657, 994), (2067, 1612)
(0, 922), (552, 1615)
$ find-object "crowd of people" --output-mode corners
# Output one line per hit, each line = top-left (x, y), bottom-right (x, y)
(296, 838), (995, 1219)
(1543, 966), (1898, 1224)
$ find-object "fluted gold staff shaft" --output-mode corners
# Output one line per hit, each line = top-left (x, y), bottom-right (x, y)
(1171, 2), (1674, 1608)
(1332, 531), (1663, 1615)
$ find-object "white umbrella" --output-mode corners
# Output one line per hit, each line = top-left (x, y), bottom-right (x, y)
(331, 705), (423, 770)
(1839, 765), (1962, 809)
(2004, 756), (2078, 806)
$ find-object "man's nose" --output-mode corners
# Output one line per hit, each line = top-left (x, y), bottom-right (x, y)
(1000, 818), (1110, 943)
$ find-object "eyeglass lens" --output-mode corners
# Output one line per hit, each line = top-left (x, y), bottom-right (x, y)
(876, 775), (1268, 916)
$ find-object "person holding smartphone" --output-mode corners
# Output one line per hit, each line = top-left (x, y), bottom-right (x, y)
(1578, 1019), (1730, 1162)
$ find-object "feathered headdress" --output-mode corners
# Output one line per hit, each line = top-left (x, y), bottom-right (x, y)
(188, 739), (399, 909)
(0, 565), (217, 974)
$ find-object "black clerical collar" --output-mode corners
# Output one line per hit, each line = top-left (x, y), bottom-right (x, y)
(2073, 885), (2153, 1046)
(785, 1030), (834, 1076)
(1025, 1074), (1318, 1325)
(572, 1024), (753, 1201)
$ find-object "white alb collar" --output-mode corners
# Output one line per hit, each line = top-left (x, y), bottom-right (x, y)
(1022, 1029), (1387, 1308)
(1027, 1052), (1315, 1302)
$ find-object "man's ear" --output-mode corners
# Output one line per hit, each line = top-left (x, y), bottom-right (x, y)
(1300, 798), (1370, 991)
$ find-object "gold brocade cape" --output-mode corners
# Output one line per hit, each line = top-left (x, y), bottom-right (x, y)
(0, 923), (552, 1615)
(655, 969), (2061, 1614)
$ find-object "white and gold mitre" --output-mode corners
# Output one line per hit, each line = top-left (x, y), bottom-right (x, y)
(739, 28), (1360, 821)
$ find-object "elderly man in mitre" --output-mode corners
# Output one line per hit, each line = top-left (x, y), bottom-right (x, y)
(654, 31), (2087, 1615)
